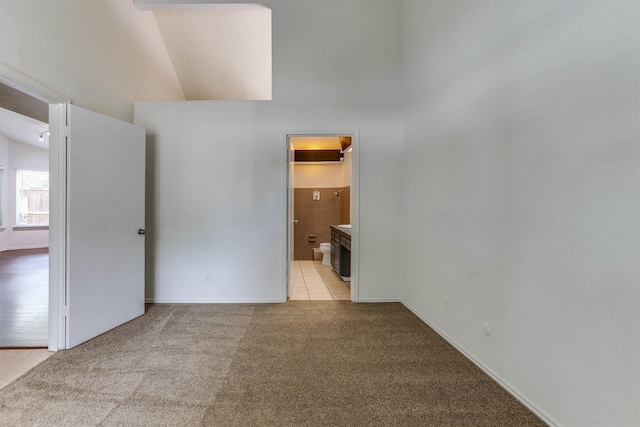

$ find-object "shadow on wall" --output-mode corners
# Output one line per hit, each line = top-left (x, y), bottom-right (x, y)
(294, 186), (349, 260)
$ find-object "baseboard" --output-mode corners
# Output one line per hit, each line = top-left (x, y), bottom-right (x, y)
(0, 245), (49, 252)
(400, 300), (560, 427)
(357, 298), (401, 303)
(145, 299), (284, 304)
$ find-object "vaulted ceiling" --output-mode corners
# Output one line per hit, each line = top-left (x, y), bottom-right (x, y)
(0, 107), (49, 150)
(151, 5), (272, 100)
(0, 83), (49, 150)
(0, 3), (273, 145)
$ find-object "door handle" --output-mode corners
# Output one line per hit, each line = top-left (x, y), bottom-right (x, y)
(138, 229), (146, 235)
(292, 220), (299, 224)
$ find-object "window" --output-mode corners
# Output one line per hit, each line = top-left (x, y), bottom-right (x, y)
(16, 169), (49, 226)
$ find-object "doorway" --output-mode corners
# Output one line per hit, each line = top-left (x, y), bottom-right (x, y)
(0, 80), (56, 349)
(0, 66), (147, 353)
(285, 133), (358, 302)
(0, 66), (69, 352)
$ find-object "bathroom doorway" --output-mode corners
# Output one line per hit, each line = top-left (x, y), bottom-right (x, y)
(285, 134), (358, 302)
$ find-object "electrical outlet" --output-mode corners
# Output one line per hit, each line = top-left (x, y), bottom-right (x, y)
(482, 322), (491, 336)
(203, 273), (211, 284)
(442, 295), (449, 313)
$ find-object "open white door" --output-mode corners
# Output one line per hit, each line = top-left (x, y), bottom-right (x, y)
(65, 105), (145, 348)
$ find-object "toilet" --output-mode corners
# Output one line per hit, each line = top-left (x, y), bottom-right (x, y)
(319, 243), (331, 266)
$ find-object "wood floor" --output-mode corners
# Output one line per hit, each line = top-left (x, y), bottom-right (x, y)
(0, 249), (48, 347)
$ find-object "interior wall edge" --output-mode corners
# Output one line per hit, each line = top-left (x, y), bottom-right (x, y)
(0, 63), (70, 104)
(400, 299), (560, 427)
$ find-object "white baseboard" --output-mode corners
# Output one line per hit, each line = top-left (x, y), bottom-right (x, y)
(357, 298), (400, 303)
(144, 295), (555, 425)
(0, 245), (49, 252)
(400, 299), (560, 427)
(145, 299), (284, 304)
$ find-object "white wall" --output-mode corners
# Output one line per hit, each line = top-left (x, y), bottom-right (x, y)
(294, 163), (343, 188)
(0, 133), (8, 249)
(0, 0), (185, 123)
(135, 0), (403, 303)
(294, 151), (353, 189)
(0, 137), (49, 251)
(400, 1), (639, 426)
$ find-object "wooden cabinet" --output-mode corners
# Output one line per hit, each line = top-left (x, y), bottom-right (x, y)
(331, 227), (351, 277)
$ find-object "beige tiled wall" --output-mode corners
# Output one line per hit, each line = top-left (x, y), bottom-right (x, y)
(294, 188), (339, 260)
(340, 186), (350, 225)
(294, 187), (349, 260)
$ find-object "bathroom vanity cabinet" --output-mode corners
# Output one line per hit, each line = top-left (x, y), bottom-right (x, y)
(330, 226), (351, 278)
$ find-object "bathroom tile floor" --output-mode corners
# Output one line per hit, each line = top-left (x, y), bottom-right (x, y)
(289, 260), (351, 301)
(0, 348), (53, 390)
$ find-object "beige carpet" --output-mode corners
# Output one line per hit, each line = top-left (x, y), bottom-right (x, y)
(0, 302), (545, 426)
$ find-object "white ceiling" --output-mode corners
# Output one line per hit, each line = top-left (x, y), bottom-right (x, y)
(0, 107), (49, 151)
(153, 7), (272, 100)
(0, 6), (271, 150)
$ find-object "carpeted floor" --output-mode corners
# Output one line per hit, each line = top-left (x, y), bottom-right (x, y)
(0, 302), (545, 426)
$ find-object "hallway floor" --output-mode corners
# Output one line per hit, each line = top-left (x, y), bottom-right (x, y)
(0, 249), (48, 347)
(290, 260), (350, 300)
(0, 349), (52, 389)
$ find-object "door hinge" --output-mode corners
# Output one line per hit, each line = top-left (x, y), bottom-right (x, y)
(63, 126), (70, 137)
(63, 305), (69, 317)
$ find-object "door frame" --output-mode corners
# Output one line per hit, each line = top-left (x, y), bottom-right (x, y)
(284, 131), (360, 302)
(0, 64), (70, 351)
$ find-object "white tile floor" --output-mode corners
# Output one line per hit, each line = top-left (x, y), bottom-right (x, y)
(0, 349), (52, 390)
(290, 260), (351, 300)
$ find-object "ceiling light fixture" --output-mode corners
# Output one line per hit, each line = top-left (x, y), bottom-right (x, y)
(38, 130), (49, 142)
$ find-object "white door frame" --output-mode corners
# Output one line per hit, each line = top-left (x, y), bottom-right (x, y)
(284, 131), (360, 302)
(0, 64), (70, 351)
